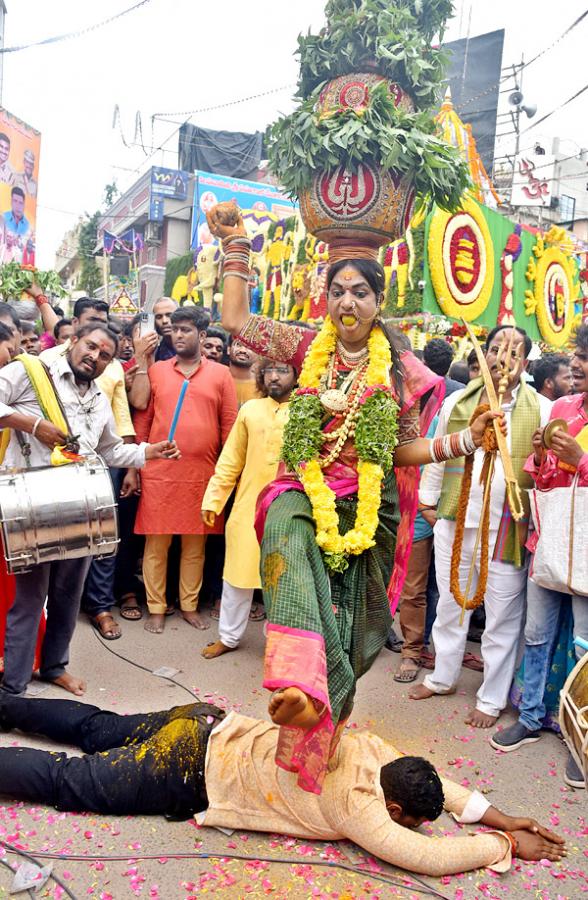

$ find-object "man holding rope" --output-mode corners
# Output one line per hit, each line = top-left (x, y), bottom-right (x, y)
(410, 326), (551, 727)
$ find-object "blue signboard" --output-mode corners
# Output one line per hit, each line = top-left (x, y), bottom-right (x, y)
(190, 170), (296, 250)
(149, 167), (189, 222)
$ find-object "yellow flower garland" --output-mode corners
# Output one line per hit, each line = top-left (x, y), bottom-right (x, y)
(297, 318), (392, 561)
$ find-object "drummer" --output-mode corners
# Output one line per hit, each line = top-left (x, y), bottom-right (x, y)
(0, 324), (181, 698)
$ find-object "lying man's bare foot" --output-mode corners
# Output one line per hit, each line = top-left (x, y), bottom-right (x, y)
(268, 687), (322, 730)
(181, 611), (210, 630)
(144, 613), (166, 634)
(201, 640), (236, 659)
(465, 708), (498, 728)
(50, 673), (86, 696)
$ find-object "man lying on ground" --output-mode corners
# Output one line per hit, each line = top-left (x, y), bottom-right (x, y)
(0, 695), (565, 877)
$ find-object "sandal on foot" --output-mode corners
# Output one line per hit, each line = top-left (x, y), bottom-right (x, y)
(420, 650), (435, 670)
(119, 594), (143, 620)
(394, 662), (420, 683)
(249, 604), (266, 622)
(90, 612), (122, 640)
(463, 651), (484, 672)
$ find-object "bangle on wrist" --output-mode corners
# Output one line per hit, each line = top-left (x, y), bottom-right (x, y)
(31, 416), (43, 438)
(34, 293), (49, 307)
(430, 428), (476, 463)
(502, 831), (518, 858)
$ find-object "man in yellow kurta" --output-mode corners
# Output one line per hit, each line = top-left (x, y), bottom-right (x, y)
(201, 361), (297, 658)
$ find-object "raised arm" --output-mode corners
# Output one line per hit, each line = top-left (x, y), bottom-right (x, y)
(25, 283), (59, 334)
(206, 203), (250, 335)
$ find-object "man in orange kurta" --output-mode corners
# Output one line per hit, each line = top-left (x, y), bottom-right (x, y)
(134, 307), (238, 633)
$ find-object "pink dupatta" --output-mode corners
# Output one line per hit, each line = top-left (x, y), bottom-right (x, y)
(387, 352), (445, 616)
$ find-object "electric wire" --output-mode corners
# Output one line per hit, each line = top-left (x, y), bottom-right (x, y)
(0, 856), (35, 899)
(0, 0), (154, 54)
(91, 626), (198, 699)
(521, 82), (588, 134)
(455, 7), (588, 114)
(0, 843), (452, 899)
(0, 840), (79, 900)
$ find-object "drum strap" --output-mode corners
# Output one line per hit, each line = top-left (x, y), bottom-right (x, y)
(0, 356), (73, 466)
(14, 431), (32, 469)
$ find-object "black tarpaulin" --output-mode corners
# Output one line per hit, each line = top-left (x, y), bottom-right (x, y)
(179, 124), (264, 179)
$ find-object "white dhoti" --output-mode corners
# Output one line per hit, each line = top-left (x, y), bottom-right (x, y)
(423, 519), (527, 718)
(218, 581), (255, 648)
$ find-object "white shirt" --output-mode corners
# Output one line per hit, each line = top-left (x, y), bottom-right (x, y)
(0, 354), (146, 470)
(419, 384), (552, 531)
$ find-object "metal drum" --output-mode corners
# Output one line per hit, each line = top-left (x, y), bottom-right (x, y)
(0, 456), (119, 573)
(559, 646), (588, 787)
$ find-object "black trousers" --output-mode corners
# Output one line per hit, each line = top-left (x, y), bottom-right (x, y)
(0, 696), (224, 818)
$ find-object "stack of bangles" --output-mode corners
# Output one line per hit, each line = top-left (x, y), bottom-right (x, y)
(503, 831), (519, 858)
(222, 235), (252, 282)
(429, 427), (477, 463)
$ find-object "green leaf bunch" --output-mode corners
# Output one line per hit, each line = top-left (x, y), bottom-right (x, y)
(268, 81), (470, 211)
(355, 389), (399, 473)
(296, 0), (454, 107)
(281, 392), (325, 471)
(0, 262), (67, 300)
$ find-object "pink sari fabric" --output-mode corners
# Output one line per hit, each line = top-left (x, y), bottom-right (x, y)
(264, 623), (338, 793)
(388, 353), (445, 615)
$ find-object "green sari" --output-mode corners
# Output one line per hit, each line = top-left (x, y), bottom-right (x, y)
(261, 471), (399, 793)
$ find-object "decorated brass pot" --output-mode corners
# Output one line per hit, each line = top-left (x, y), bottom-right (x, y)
(300, 72), (416, 255)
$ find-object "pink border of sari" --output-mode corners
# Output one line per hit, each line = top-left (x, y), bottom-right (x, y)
(264, 622), (339, 794)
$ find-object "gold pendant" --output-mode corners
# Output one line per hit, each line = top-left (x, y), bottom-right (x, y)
(320, 389), (348, 414)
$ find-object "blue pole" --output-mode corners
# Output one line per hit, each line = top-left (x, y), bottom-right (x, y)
(168, 380), (189, 442)
(574, 636), (588, 653)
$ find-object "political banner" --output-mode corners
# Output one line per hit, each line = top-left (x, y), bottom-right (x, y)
(190, 170), (296, 250)
(0, 108), (41, 266)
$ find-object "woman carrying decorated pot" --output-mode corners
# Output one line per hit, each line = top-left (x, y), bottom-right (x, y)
(209, 202), (502, 794)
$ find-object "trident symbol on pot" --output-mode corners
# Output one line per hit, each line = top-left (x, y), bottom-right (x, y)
(327, 166), (368, 216)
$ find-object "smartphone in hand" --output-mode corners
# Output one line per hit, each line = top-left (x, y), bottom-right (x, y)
(139, 311), (155, 337)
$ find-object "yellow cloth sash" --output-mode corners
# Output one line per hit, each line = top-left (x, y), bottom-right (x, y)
(0, 354), (69, 465)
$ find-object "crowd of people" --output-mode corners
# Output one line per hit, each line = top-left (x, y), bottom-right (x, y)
(0, 217), (585, 875)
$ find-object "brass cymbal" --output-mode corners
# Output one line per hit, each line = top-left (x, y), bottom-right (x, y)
(542, 418), (569, 449)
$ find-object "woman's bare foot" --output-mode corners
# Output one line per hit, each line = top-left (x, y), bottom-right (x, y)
(181, 611), (210, 630)
(201, 640), (236, 659)
(144, 613), (166, 634)
(465, 708), (498, 728)
(50, 673), (86, 696)
(268, 687), (322, 730)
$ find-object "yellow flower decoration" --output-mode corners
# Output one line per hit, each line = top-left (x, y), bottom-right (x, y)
(428, 196), (494, 322)
(295, 320), (393, 564)
(524, 226), (580, 348)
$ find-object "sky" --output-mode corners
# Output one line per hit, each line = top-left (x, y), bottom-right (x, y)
(2, 0), (588, 269)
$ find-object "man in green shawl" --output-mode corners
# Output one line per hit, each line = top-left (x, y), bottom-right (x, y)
(410, 326), (551, 728)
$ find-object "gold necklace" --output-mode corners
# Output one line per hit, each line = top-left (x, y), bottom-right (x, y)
(336, 340), (369, 367)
